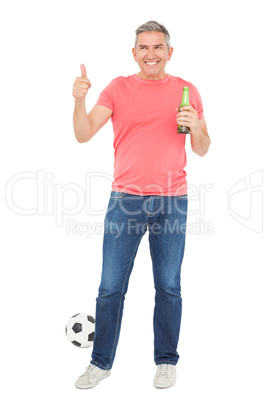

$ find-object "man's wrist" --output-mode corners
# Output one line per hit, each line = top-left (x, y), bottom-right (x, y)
(75, 98), (86, 106)
(190, 125), (203, 137)
(74, 99), (86, 115)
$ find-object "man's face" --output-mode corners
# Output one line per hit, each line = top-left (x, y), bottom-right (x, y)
(132, 31), (173, 80)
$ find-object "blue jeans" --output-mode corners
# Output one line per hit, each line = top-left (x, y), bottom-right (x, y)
(90, 191), (188, 370)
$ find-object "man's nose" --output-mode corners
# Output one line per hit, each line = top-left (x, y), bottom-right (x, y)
(147, 48), (156, 59)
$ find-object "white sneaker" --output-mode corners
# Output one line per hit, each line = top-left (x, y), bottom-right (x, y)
(75, 364), (111, 389)
(153, 364), (176, 389)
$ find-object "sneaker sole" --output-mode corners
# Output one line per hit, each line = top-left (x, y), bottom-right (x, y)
(75, 372), (111, 389)
(153, 379), (176, 389)
(153, 383), (175, 389)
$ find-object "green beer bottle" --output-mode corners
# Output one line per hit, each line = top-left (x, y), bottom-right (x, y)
(177, 86), (190, 134)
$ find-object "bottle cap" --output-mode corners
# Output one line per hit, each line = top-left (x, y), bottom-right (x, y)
(183, 86), (189, 90)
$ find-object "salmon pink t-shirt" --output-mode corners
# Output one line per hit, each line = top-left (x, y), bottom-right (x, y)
(96, 74), (204, 196)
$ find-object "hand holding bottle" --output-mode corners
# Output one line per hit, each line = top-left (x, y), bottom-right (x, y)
(176, 105), (199, 135)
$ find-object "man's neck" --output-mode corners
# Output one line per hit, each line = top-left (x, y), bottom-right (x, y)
(136, 71), (167, 81)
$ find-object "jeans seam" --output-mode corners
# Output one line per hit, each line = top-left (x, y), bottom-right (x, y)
(91, 360), (111, 370)
(110, 192), (125, 199)
(107, 228), (146, 367)
(146, 195), (159, 221)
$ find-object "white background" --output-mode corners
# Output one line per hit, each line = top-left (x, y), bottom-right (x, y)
(1, 0), (267, 400)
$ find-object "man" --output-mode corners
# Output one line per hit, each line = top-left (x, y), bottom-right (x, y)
(72, 21), (210, 389)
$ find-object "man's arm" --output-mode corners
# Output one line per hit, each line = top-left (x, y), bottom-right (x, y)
(177, 106), (211, 156)
(73, 102), (113, 143)
(190, 118), (210, 157)
(72, 64), (113, 143)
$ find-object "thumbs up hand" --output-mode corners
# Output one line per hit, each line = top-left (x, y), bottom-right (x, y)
(80, 64), (87, 78)
(72, 64), (91, 102)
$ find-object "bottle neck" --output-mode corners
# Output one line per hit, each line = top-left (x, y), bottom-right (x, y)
(180, 88), (189, 106)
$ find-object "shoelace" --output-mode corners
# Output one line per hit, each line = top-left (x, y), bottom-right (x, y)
(158, 364), (168, 377)
(89, 365), (99, 379)
(82, 365), (99, 379)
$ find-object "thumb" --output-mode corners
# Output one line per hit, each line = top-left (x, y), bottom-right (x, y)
(80, 64), (87, 78)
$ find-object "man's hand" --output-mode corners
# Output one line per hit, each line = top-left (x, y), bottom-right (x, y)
(176, 105), (211, 156)
(176, 105), (199, 135)
(72, 64), (91, 102)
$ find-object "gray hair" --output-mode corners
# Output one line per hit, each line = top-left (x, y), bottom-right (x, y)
(135, 21), (171, 49)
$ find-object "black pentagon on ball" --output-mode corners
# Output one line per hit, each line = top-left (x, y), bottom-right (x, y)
(72, 340), (81, 347)
(72, 322), (82, 333)
(88, 331), (95, 342)
(87, 315), (95, 324)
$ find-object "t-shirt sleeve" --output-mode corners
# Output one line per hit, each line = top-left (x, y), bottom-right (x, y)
(190, 83), (205, 119)
(95, 80), (115, 112)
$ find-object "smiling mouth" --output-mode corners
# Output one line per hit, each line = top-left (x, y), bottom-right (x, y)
(144, 61), (159, 65)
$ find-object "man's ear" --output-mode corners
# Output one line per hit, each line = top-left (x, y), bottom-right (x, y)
(132, 47), (137, 62)
(167, 46), (174, 61)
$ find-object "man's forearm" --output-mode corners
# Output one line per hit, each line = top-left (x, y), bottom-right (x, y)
(73, 100), (92, 143)
(190, 128), (211, 156)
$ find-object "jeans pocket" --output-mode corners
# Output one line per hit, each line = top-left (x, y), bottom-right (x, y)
(110, 191), (126, 199)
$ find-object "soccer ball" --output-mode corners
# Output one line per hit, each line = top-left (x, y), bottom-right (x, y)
(65, 313), (95, 348)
